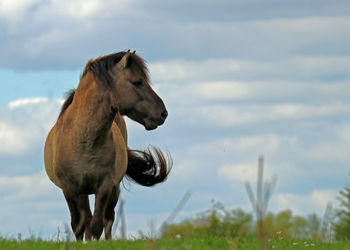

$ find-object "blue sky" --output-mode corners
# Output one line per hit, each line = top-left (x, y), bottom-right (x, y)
(1, 0), (350, 239)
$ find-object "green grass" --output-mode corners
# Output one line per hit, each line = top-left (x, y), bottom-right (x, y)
(1, 237), (350, 250)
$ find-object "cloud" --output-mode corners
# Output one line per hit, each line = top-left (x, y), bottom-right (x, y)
(217, 157), (295, 185)
(0, 0), (41, 22)
(0, 169), (68, 238)
(150, 58), (350, 115)
(189, 135), (283, 158)
(151, 56), (350, 83)
(169, 161), (198, 180)
(307, 144), (350, 163)
(193, 103), (350, 127)
(0, 171), (54, 201)
(8, 97), (52, 109)
(1, 0), (350, 70)
(0, 122), (30, 154)
(218, 163), (257, 182)
(340, 126), (350, 143)
(0, 97), (61, 155)
(305, 125), (350, 163)
(0, 0), (131, 23)
(152, 64), (349, 128)
(273, 189), (336, 215)
(44, 0), (104, 20)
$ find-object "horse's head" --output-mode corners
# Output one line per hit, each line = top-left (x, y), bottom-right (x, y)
(109, 51), (168, 130)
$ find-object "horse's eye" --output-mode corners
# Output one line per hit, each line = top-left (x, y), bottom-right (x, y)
(132, 81), (143, 88)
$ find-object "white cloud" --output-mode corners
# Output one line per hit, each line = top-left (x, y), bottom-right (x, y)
(150, 57), (350, 109)
(170, 161), (198, 179)
(273, 189), (336, 215)
(218, 163), (257, 182)
(307, 143), (350, 162)
(340, 126), (350, 143)
(217, 157), (287, 185)
(48, 0), (103, 20)
(305, 125), (350, 163)
(0, 97), (62, 155)
(0, 0), (132, 22)
(150, 59), (251, 82)
(194, 81), (252, 100)
(195, 103), (350, 127)
(311, 190), (335, 210)
(8, 97), (50, 109)
(0, 171), (54, 201)
(151, 56), (350, 83)
(153, 58), (350, 133)
(0, 122), (30, 154)
(0, 170), (67, 238)
(0, 0), (42, 21)
(158, 79), (350, 105)
(296, 56), (350, 75)
(189, 135), (283, 158)
(1, 2), (350, 70)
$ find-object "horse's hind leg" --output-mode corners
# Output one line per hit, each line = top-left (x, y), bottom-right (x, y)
(103, 185), (120, 240)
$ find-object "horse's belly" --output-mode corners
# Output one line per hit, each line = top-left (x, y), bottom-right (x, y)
(44, 126), (63, 188)
(52, 145), (126, 193)
(44, 122), (127, 193)
(111, 123), (128, 183)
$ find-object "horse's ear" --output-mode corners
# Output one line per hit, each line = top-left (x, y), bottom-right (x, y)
(117, 50), (131, 70)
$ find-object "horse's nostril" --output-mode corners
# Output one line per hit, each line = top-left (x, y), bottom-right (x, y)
(161, 110), (168, 120)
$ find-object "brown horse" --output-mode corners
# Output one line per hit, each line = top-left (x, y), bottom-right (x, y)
(44, 50), (171, 240)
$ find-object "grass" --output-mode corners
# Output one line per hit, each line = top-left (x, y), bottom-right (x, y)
(1, 237), (350, 250)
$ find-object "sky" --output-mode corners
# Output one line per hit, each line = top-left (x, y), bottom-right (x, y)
(1, 0), (350, 239)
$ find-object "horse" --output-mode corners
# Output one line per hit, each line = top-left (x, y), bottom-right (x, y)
(44, 50), (171, 240)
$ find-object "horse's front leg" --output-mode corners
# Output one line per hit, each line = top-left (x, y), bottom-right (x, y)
(63, 190), (91, 241)
(89, 179), (115, 240)
(103, 185), (120, 240)
(81, 196), (93, 240)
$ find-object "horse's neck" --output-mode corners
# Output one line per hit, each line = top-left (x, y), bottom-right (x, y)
(71, 73), (115, 144)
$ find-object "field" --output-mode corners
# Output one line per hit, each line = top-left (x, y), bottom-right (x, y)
(1, 237), (350, 250)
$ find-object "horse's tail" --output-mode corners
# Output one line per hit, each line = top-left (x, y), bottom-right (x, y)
(126, 147), (172, 186)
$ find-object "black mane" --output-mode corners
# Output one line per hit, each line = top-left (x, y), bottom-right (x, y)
(82, 51), (149, 87)
(58, 89), (75, 119)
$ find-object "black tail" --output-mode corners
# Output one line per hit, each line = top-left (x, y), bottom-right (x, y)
(126, 147), (172, 186)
